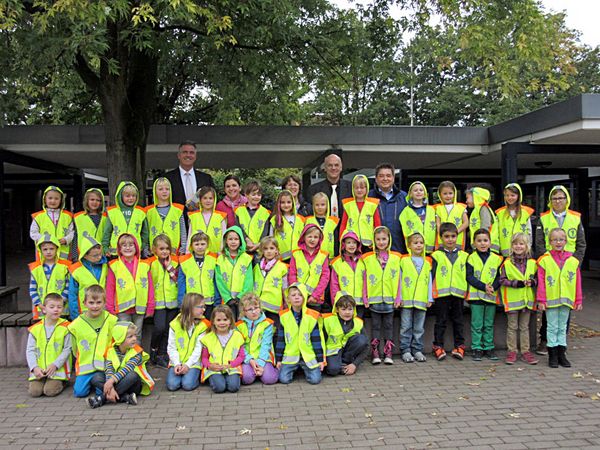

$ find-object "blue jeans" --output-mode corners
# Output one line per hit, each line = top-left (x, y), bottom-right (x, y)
(166, 367), (201, 391)
(400, 308), (427, 353)
(326, 334), (369, 376)
(208, 373), (241, 393)
(278, 362), (322, 385)
(73, 372), (98, 397)
(546, 306), (570, 347)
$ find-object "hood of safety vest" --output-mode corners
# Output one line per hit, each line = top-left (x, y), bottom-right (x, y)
(297, 223), (323, 253)
(78, 233), (104, 263)
(222, 225), (246, 256)
(152, 177), (173, 205)
(469, 187), (491, 208)
(504, 183), (523, 205)
(42, 185), (66, 211)
(340, 230), (363, 257)
(406, 181), (429, 206)
(547, 185), (571, 210)
(36, 232), (60, 261)
(437, 183), (457, 205)
(285, 282), (309, 310)
(351, 174), (370, 201)
(83, 188), (105, 214)
(372, 225), (392, 251)
(117, 232), (140, 258)
(115, 181), (139, 209)
(111, 321), (133, 346)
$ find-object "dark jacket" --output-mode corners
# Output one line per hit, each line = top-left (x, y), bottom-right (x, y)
(305, 178), (353, 216)
(162, 168), (215, 207)
(368, 185), (408, 253)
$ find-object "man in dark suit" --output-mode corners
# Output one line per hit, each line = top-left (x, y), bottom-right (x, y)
(305, 153), (353, 218)
(163, 141), (215, 208)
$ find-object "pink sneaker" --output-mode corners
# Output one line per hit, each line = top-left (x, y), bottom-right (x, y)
(505, 351), (517, 365)
(521, 351), (539, 365)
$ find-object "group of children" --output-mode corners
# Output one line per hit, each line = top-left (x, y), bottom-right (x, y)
(26, 176), (584, 404)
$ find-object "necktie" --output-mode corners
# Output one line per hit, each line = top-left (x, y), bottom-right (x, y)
(184, 172), (193, 201)
(331, 184), (338, 217)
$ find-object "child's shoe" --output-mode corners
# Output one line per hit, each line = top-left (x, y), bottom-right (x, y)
(472, 349), (483, 361)
(156, 355), (169, 369)
(433, 346), (446, 361)
(383, 340), (394, 364)
(535, 342), (548, 356)
(126, 393), (138, 405)
(521, 351), (539, 365)
(557, 346), (571, 368)
(451, 347), (465, 360)
(414, 351), (427, 362)
(87, 395), (104, 409)
(483, 349), (498, 361)
(548, 346), (559, 368)
(402, 352), (415, 363)
(505, 351), (517, 365)
(149, 348), (158, 365)
(371, 339), (381, 365)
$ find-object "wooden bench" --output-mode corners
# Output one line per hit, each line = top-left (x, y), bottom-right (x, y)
(0, 287), (19, 313)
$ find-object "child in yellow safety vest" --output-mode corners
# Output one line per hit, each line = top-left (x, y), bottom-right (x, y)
(106, 233), (155, 342)
(399, 181), (437, 254)
(26, 293), (71, 397)
(68, 235), (107, 320)
(434, 181), (468, 250)
(399, 233), (433, 363)
(200, 305), (245, 393)
(537, 228), (583, 369)
(499, 233), (538, 365)
(145, 177), (186, 255)
(253, 237), (288, 328)
(166, 293), (210, 392)
(288, 223), (330, 313)
(235, 179), (271, 256)
(30, 185), (74, 262)
(268, 190), (305, 262)
(340, 174), (381, 250)
(305, 192), (340, 258)
(29, 233), (70, 320)
(87, 321), (155, 408)
(237, 293), (279, 385)
(465, 186), (499, 253)
(330, 230), (365, 317)
(495, 183), (534, 258)
(72, 188), (106, 260)
(148, 234), (180, 368)
(68, 285), (117, 398)
(466, 228), (503, 362)
(188, 186), (227, 255)
(322, 295), (368, 377)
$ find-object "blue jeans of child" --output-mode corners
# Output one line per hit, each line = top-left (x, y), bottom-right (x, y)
(400, 308), (427, 354)
(278, 362), (322, 385)
(546, 306), (570, 347)
(208, 373), (241, 393)
(166, 367), (201, 391)
(73, 372), (98, 397)
(326, 334), (369, 376)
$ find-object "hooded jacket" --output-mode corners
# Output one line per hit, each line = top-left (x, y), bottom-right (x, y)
(73, 188), (106, 259)
(288, 223), (330, 302)
(494, 183), (534, 257)
(467, 187), (500, 253)
(368, 183), (408, 253)
(145, 178), (186, 254)
(215, 226), (254, 302)
(340, 175), (381, 247)
(434, 184), (468, 250)
(330, 230), (365, 304)
(399, 181), (437, 254)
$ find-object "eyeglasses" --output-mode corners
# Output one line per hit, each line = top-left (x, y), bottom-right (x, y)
(551, 197), (567, 202)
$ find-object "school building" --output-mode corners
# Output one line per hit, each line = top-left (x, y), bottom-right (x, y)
(1, 93), (600, 290)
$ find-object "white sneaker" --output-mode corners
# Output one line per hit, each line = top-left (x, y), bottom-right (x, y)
(384, 356), (394, 365)
(402, 352), (415, 363)
(372, 356), (382, 365)
(414, 351), (427, 362)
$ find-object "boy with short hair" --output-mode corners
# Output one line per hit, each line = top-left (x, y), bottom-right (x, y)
(26, 293), (72, 397)
(235, 179), (271, 255)
(145, 177), (186, 255)
(103, 181), (149, 258)
(431, 223), (469, 361)
(322, 295), (368, 376)
(68, 285), (118, 398)
(29, 233), (70, 320)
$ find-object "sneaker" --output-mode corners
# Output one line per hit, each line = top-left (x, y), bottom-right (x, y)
(472, 349), (483, 361)
(383, 340), (395, 365)
(127, 392), (138, 405)
(483, 350), (499, 361)
(535, 343), (548, 356)
(505, 351), (517, 365)
(371, 338), (381, 365)
(402, 352), (415, 363)
(521, 351), (539, 365)
(451, 347), (465, 360)
(414, 351), (427, 362)
(86, 395), (104, 409)
(433, 347), (446, 361)
(372, 355), (382, 365)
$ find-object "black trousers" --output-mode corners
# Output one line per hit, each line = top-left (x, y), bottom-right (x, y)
(433, 296), (465, 348)
(151, 308), (179, 354)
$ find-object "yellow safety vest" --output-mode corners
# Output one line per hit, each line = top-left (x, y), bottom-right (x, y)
(399, 205), (437, 253)
(330, 255), (365, 305)
(73, 212), (106, 256)
(495, 206), (534, 257)
(431, 250), (468, 299)
(467, 252), (503, 304)
(169, 316), (210, 369)
(342, 198), (380, 246)
(469, 205), (500, 254)
(31, 210), (73, 261)
(500, 259), (537, 311)
(291, 249), (329, 295)
(434, 203), (467, 249)
(304, 216), (340, 258)
(539, 210), (581, 254)
(236, 318), (275, 362)
(105, 344), (154, 395)
(106, 206), (146, 255)
(145, 203), (184, 253)
(217, 252), (253, 299)
(178, 253), (217, 304)
(28, 260), (70, 319)
(270, 214), (305, 260)
(148, 256), (179, 310)
(253, 261), (288, 313)
(188, 210), (227, 254)
(68, 311), (117, 375)
(279, 307), (323, 369)
(28, 318), (71, 381)
(399, 255), (432, 310)
(537, 253), (579, 309)
(234, 205), (271, 244)
(108, 258), (151, 314)
(200, 330), (245, 381)
(322, 314), (363, 356)
(69, 262), (108, 315)
(362, 251), (402, 305)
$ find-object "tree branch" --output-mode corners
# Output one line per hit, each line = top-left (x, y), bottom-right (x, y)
(74, 53), (100, 93)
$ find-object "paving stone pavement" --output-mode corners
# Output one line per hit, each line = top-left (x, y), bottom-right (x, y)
(2, 336), (600, 450)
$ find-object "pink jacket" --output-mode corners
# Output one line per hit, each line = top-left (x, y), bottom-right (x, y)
(536, 250), (582, 307)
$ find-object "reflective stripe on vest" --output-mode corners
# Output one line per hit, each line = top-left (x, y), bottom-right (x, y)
(537, 253), (579, 309)
(106, 206), (146, 255)
(106, 344), (154, 395)
(331, 256), (365, 305)
(28, 261), (70, 316)
(200, 330), (245, 381)
(236, 319), (275, 362)
(169, 316), (210, 370)
(292, 249), (329, 294)
(500, 258), (537, 311)
(362, 252), (402, 305)
(431, 250), (468, 299)
(322, 314), (363, 356)
(304, 216), (339, 257)
(74, 212), (106, 256)
(342, 198), (379, 246)
(399, 255), (432, 310)
(108, 259), (151, 314)
(145, 204), (184, 252)
(32, 210), (73, 260)
(399, 205), (437, 253)
(467, 252), (503, 304)
(149, 256), (179, 309)
(28, 318), (71, 381)
(279, 308), (322, 368)
(69, 262), (108, 315)
(179, 253), (217, 304)
(235, 205), (271, 244)
(188, 210), (227, 254)
(216, 252), (253, 298)
(253, 261), (288, 313)
(271, 215), (305, 260)
(469, 205), (500, 253)
(539, 210), (581, 254)
(495, 206), (534, 257)
(68, 311), (118, 375)
(434, 203), (467, 249)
